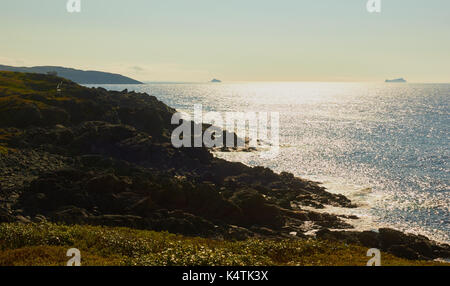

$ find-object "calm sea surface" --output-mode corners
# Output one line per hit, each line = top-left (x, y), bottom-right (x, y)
(87, 82), (449, 243)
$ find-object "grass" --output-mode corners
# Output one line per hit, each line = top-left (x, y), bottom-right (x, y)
(0, 71), (85, 111)
(0, 71), (89, 128)
(0, 128), (21, 153)
(0, 246), (122, 266)
(0, 145), (9, 154)
(0, 223), (446, 266)
(0, 71), (67, 96)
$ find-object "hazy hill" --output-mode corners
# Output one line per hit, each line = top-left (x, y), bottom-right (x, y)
(0, 65), (142, 84)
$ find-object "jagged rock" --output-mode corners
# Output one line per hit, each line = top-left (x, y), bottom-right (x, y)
(379, 228), (409, 249)
(86, 215), (147, 229)
(0, 103), (42, 128)
(251, 226), (277, 236)
(315, 229), (360, 244)
(316, 228), (450, 260)
(230, 189), (284, 229)
(388, 245), (419, 260)
(86, 173), (129, 194)
(51, 206), (90, 224)
(147, 210), (219, 237)
(130, 197), (159, 216)
(356, 231), (380, 248)
(224, 225), (254, 241)
(409, 240), (433, 258)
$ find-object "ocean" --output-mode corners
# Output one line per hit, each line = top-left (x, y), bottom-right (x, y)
(86, 82), (450, 243)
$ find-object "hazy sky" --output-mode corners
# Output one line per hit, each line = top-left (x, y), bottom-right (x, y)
(1, 0), (449, 82)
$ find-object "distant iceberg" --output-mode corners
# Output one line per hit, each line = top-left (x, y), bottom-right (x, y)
(385, 78), (406, 83)
(211, 78), (222, 83)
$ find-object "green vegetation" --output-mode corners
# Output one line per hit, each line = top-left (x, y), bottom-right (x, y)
(0, 128), (21, 153)
(0, 145), (9, 154)
(0, 223), (445, 266)
(0, 72), (59, 97)
(0, 71), (86, 107)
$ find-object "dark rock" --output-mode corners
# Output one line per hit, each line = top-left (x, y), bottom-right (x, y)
(51, 206), (90, 224)
(86, 173), (129, 194)
(315, 228), (449, 260)
(0, 103), (42, 128)
(230, 189), (284, 229)
(86, 214), (147, 229)
(410, 240), (434, 258)
(357, 231), (380, 248)
(148, 210), (219, 237)
(250, 226), (277, 236)
(315, 229), (360, 244)
(225, 225), (254, 241)
(338, 215), (359, 219)
(130, 197), (159, 216)
(0, 208), (14, 223)
(388, 245), (419, 260)
(379, 228), (409, 249)
(40, 106), (70, 126)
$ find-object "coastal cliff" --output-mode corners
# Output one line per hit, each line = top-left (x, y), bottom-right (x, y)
(0, 71), (448, 264)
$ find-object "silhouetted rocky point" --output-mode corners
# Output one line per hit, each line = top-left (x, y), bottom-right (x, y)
(0, 71), (448, 261)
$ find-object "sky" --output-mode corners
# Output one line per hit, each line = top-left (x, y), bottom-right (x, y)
(0, 0), (449, 82)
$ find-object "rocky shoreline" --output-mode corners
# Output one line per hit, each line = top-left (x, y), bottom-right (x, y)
(0, 71), (449, 262)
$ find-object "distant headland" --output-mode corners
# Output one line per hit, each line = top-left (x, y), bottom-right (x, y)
(385, 78), (407, 83)
(211, 78), (222, 83)
(0, 64), (142, 84)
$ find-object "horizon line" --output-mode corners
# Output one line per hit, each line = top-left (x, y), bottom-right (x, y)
(138, 80), (450, 84)
(2, 63), (449, 85)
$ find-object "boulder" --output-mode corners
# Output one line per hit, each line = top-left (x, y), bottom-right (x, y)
(315, 229), (360, 245)
(51, 206), (90, 224)
(86, 173), (129, 194)
(379, 228), (409, 249)
(357, 231), (380, 248)
(230, 189), (284, 229)
(86, 214), (147, 229)
(0, 102), (42, 128)
(224, 225), (254, 241)
(410, 240), (433, 258)
(388, 245), (419, 260)
(130, 197), (159, 216)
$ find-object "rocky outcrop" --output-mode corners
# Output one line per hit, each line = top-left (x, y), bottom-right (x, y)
(316, 228), (450, 260)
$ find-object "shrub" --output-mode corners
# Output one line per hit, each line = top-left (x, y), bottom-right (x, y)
(0, 223), (446, 266)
